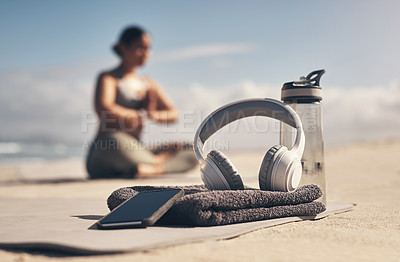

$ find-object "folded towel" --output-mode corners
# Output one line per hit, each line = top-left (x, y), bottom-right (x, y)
(107, 184), (325, 226)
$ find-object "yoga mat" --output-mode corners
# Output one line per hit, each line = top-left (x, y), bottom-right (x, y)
(0, 198), (353, 255)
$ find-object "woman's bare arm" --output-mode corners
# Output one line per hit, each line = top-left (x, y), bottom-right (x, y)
(95, 73), (143, 136)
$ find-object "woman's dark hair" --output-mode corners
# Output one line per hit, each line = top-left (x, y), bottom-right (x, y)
(113, 26), (147, 57)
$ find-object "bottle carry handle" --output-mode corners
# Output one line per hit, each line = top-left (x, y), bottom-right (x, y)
(306, 69), (325, 86)
(295, 69), (325, 87)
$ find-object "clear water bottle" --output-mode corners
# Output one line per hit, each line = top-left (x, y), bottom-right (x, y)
(280, 70), (327, 204)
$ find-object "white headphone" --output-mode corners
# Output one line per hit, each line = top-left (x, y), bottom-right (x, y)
(194, 98), (305, 192)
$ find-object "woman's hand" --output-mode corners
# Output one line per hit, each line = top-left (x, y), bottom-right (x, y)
(144, 78), (178, 123)
(146, 85), (158, 112)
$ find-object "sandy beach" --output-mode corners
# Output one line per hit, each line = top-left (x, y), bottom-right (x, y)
(0, 138), (399, 261)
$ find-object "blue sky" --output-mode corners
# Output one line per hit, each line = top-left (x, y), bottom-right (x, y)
(2, 0), (400, 85)
(0, 0), (400, 150)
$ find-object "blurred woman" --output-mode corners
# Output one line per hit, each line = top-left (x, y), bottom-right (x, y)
(86, 26), (197, 179)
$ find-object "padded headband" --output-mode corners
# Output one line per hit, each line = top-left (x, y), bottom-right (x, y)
(194, 98), (305, 162)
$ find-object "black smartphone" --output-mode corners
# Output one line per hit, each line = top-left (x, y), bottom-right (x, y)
(97, 189), (184, 229)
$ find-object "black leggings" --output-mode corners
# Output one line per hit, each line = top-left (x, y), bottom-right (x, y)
(86, 132), (198, 179)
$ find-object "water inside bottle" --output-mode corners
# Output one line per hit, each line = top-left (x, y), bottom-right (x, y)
(280, 102), (327, 204)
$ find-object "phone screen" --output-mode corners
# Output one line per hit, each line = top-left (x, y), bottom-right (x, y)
(98, 189), (183, 228)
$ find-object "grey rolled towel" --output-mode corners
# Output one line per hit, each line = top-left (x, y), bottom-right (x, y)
(107, 184), (326, 226)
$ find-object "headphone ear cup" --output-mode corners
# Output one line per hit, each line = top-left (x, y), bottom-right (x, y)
(208, 150), (244, 190)
(259, 145), (282, 191)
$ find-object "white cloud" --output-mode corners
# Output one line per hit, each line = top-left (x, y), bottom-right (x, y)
(0, 67), (96, 145)
(208, 58), (234, 69)
(155, 80), (400, 148)
(323, 81), (400, 144)
(153, 43), (258, 63)
(1, 64), (399, 150)
(141, 81), (283, 149)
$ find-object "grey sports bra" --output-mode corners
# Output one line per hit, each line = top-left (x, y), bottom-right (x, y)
(115, 76), (149, 110)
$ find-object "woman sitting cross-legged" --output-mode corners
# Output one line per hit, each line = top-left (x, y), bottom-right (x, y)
(86, 26), (198, 179)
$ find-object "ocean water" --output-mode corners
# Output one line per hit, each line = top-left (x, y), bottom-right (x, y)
(0, 142), (85, 164)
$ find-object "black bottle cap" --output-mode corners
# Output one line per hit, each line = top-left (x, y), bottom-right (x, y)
(281, 69), (325, 103)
